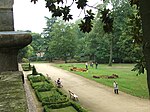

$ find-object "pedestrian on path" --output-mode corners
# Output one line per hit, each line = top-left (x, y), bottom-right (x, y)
(113, 81), (119, 94)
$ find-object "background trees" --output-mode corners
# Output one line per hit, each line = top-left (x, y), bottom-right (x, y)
(28, 0), (150, 96)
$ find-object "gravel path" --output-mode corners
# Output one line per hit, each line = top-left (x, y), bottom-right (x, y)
(33, 63), (150, 112)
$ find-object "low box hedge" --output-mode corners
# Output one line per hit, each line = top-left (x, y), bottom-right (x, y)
(27, 71), (87, 112)
(44, 101), (88, 112)
(33, 82), (53, 92)
(28, 74), (45, 83)
(35, 89), (69, 106)
(21, 63), (31, 71)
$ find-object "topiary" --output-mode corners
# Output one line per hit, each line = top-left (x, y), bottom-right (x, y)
(32, 65), (38, 75)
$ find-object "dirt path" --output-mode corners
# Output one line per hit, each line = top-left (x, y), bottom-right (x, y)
(33, 63), (150, 112)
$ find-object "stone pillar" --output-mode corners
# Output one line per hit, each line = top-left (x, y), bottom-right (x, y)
(0, 32), (32, 72)
(0, 0), (14, 31)
(0, 0), (32, 72)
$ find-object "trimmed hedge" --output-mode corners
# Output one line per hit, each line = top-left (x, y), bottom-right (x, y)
(44, 101), (88, 112)
(32, 82), (53, 91)
(71, 101), (88, 112)
(35, 89), (69, 106)
(28, 74), (45, 83)
(27, 73), (88, 112)
(21, 63), (31, 71)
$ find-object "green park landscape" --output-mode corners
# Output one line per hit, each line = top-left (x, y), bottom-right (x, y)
(55, 63), (149, 99)
(0, 0), (150, 111)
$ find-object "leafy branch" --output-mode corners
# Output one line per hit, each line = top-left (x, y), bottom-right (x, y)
(31, 0), (95, 33)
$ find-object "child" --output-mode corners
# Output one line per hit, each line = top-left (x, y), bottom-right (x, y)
(113, 81), (119, 94)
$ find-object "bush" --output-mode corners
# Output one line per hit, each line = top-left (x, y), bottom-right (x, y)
(22, 58), (29, 63)
(41, 90), (69, 105)
(32, 65), (38, 75)
(21, 63), (32, 71)
(71, 102), (88, 112)
(67, 59), (78, 63)
(28, 75), (45, 83)
(27, 72), (88, 112)
(44, 102), (88, 112)
(44, 102), (71, 109)
(31, 82), (49, 89)
(35, 90), (42, 102)
(34, 82), (54, 92)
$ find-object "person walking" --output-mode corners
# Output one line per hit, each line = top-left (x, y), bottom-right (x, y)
(90, 62), (94, 68)
(85, 62), (88, 70)
(95, 62), (98, 69)
(113, 81), (119, 94)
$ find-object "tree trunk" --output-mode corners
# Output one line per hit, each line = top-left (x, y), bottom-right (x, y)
(139, 0), (150, 97)
(108, 36), (113, 66)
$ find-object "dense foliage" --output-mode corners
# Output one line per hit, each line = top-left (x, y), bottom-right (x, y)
(19, 1), (141, 64)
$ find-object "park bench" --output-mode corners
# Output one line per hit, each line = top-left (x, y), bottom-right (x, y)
(68, 90), (79, 101)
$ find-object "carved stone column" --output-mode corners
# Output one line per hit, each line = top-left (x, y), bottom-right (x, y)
(0, 0), (14, 31)
(0, 0), (32, 72)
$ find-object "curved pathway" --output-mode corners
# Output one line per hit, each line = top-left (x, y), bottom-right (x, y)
(33, 63), (150, 112)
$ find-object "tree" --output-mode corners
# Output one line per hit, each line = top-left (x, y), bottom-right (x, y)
(139, 0), (150, 97)
(46, 19), (77, 62)
(18, 45), (34, 62)
(30, 33), (45, 61)
(31, 0), (150, 97)
(42, 17), (57, 61)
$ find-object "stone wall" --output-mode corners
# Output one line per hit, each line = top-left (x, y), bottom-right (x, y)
(0, 71), (28, 111)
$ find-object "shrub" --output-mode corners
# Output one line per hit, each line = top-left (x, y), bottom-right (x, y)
(27, 72), (88, 112)
(71, 102), (88, 112)
(35, 90), (42, 102)
(22, 58), (29, 63)
(34, 82), (54, 92)
(67, 59), (78, 63)
(38, 89), (69, 105)
(32, 65), (38, 75)
(44, 102), (71, 109)
(29, 63), (32, 70)
(31, 82), (49, 89)
(29, 75), (45, 83)
(21, 63), (31, 71)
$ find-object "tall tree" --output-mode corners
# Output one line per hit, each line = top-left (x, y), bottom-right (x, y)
(48, 19), (77, 62)
(139, 0), (150, 97)
(42, 17), (57, 61)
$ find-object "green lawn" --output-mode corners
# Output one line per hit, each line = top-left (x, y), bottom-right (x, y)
(54, 63), (149, 99)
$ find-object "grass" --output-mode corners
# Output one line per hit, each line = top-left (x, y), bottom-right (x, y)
(54, 63), (149, 99)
